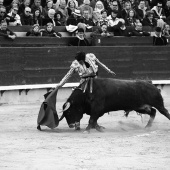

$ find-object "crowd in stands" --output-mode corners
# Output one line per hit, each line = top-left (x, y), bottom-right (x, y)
(0, 0), (170, 45)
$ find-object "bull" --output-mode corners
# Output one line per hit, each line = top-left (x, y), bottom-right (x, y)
(59, 78), (170, 132)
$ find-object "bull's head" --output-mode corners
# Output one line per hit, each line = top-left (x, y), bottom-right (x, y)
(59, 89), (86, 128)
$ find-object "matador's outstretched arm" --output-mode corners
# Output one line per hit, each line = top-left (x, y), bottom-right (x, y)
(95, 58), (116, 76)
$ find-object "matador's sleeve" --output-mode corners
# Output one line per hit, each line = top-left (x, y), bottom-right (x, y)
(95, 58), (113, 74)
(57, 60), (79, 87)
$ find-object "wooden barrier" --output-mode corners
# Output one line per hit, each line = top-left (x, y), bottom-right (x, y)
(93, 36), (170, 46)
(8, 25), (95, 38)
(1, 36), (169, 47)
(0, 46), (170, 86)
(0, 37), (79, 47)
(7, 25), (155, 38)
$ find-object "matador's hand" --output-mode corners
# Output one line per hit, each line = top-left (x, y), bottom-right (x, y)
(110, 71), (116, 76)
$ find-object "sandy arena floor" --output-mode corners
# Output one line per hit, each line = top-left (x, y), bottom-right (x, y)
(1, 98), (170, 170)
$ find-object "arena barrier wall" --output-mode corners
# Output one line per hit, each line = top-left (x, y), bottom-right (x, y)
(0, 46), (170, 104)
(0, 46), (170, 86)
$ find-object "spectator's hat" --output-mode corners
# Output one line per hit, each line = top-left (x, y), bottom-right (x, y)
(155, 26), (162, 32)
(47, 22), (53, 27)
(72, 9), (81, 16)
(83, 0), (90, 5)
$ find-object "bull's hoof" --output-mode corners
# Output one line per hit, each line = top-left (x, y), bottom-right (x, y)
(95, 125), (105, 132)
(75, 127), (81, 130)
(83, 130), (90, 134)
(37, 125), (41, 131)
(145, 124), (152, 128)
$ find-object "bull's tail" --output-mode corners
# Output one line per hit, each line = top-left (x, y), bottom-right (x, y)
(157, 106), (170, 120)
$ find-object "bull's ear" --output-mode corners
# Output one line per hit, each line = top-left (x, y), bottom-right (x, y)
(63, 102), (71, 112)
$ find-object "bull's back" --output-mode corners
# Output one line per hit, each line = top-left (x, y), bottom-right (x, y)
(93, 78), (163, 111)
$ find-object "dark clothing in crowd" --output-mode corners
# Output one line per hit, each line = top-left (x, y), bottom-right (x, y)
(69, 37), (90, 46)
(26, 31), (41, 36)
(153, 35), (167, 45)
(142, 17), (157, 27)
(66, 15), (83, 26)
(0, 14), (7, 23)
(132, 30), (150, 36)
(82, 17), (95, 26)
(111, 21), (134, 36)
(164, 6), (170, 18)
(43, 17), (61, 26)
(41, 29), (62, 37)
(0, 28), (15, 38)
(20, 13), (34, 25)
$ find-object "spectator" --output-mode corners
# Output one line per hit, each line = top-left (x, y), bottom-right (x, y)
(55, 11), (65, 26)
(135, 0), (149, 21)
(32, 7), (43, 25)
(56, 0), (69, 22)
(142, 10), (157, 27)
(132, 22), (150, 36)
(150, 0), (166, 9)
(43, 9), (57, 26)
(66, 9), (83, 26)
(0, 19), (16, 39)
(41, 22), (62, 37)
(164, 0), (170, 18)
(66, 0), (78, 8)
(94, 1), (105, 15)
(90, 0), (98, 10)
(43, 0), (54, 18)
(66, 0), (76, 16)
(31, 0), (46, 17)
(0, 0), (4, 7)
(0, 6), (6, 23)
(107, 9), (121, 27)
(26, 23), (41, 36)
(153, 26), (167, 45)
(117, 0), (125, 10)
(6, 0), (21, 13)
(20, 7), (33, 25)
(151, 2), (166, 20)
(162, 23), (170, 36)
(82, 10), (95, 26)
(121, 1), (132, 19)
(79, 0), (93, 19)
(68, 27), (90, 46)
(6, 6), (22, 26)
(18, 0), (31, 15)
(111, 18), (134, 36)
(92, 10), (100, 26)
(98, 9), (109, 26)
(91, 22), (113, 38)
(107, 0), (122, 18)
(130, 0), (138, 9)
(125, 9), (139, 27)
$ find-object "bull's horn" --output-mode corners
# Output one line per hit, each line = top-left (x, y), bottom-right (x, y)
(63, 102), (71, 112)
(59, 114), (65, 121)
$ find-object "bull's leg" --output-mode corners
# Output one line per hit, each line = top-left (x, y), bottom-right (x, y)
(37, 124), (41, 131)
(95, 123), (105, 132)
(135, 105), (156, 128)
(84, 118), (94, 133)
(145, 108), (156, 128)
(75, 122), (80, 130)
